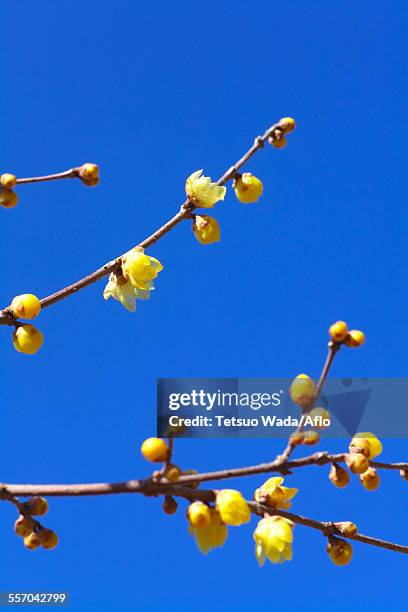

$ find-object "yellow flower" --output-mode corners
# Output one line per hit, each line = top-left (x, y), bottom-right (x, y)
(1, 173), (17, 190)
(187, 501), (212, 528)
(0, 188), (19, 209)
(185, 170), (226, 208)
(103, 273), (150, 312)
(351, 432), (382, 459)
(192, 215), (220, 245)
(254, 516), (294, 566)
(344, 330), (365, 347)
(278, 117), (296, 133)
(11, 294), (42, 320)
(215, 489), (251, 526)
(329, 320), (348, 342)
(289, 374), (316, 407)
(190, 509), (227, 554)
(234, 173), (264, 204)
(122, 247), (163, 291)
(13, 324), (43, 355)
(254, 477), (298, 510)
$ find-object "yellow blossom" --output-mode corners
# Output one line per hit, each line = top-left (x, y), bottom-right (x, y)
(329, 320), (348, 342)
(103, 273), (150, 312)
(187, 502), (212, 529)
(185, 170), (226, 208)
(254, 477), (298, 510)
(141, 437), (169, 463)
(215, 489), (250, 526)
(190, 509), (227, 554)
(351, 432), (382, 459)
(254, 516), (294, 566)
(234, 173), (263, 204)
(1, 173), (17, 189)
(192, 215), (220, 244)
(122, 247), (163, 291)
(344, 330), (365, 347)
(0, 188), (19, 209)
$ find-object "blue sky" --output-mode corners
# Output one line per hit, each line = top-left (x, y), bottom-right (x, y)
(1, 1), (407, 610)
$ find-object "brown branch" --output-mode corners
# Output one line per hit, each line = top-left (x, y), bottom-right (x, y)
(0, 121), (285, 326)
(1, 483), (406, 555)
(15, 168), (80, 185)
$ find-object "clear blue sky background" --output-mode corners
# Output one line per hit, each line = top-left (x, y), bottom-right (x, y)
(1, 1), (407, 610)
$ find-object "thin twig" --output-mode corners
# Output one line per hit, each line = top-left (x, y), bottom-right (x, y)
(15, 169), (80, 185)
(0, 121), (284, 326)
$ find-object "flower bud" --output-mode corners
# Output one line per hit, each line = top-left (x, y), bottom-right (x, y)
(164, 464), (181, 483)
(289, 431), (304, 446)
(329, 320), (348, 342)
(24, 532), (41, 550)
(38, 528), (58, 549)
(233, 173), (263, 204)
(345, 453), (370, 474)
(0, 188), (18, 208)
(1, 173), (17, 189)
(334, 521), (358, 537)
(11, 294), (42, 320)
(163, 495), (178, 515)
(360, 467), (380, 491)
(278, 117), (296, 133)
(327, 537), (353, 566)
(269, 134), (287, 149)
(308, 407), (330, 430)
(329, 464), (350, 488)
(79, 163), (99, 186)
(350, 432), (382, 459)
(23, 496), (48, 516)
(140, 437), (169, 463)
(13, 324), (44, 355)
(400, 469), (408, 482)
(344, 330), (365, 348)
(192, 215), (220, 245)
(14, 515), (33, 537)
(289, 374), (316, 407)
(303, 430), (320, 445)
(349, 437), (371, 458)
(187, 501), (212, 528)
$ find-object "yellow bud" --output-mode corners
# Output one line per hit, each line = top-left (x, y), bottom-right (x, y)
(289, 432), (304, 446)
(1, 173), (17, 190)
(290, 374), (316, 407)
(308, 407), (330, 430)
(360, 468), (380, 491)
(334, 521), (358, 537)
(327, 537), (353, 566)
(79, 163), (99, 181)
(400, 469), (408, 482)
(163, 495), (178, 515)
(0, 188), (19, 209)
(345, 453), (370, 474)
(233, 173), (263, 204)
(192, 215), (220, 245)
(303, 430), (320, 445)
(279, 117), (296, 133)
(140, 437), (169, 463)
(187, 501), (212, 528)
(270, 133), (287, 149)
(329, 464), (350, 488)
(164, 464), (181, 483)
(24, 532), (41, 550)
(11, 294), (42, 320)
(344, 330), (365, 348)
(38, 528), (58, 550)
(14, 515), (33, 537)
(13, 324), (44, 355)
(23, 496), (48, 516)
(349, 437), (371, 458)
(329, 320), (348, 343)
(351, 432), (382, 459)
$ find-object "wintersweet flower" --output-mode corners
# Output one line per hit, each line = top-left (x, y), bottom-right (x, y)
(185, 170), (226, 208)
(253, 516), (294, 566)
(122, 247), (163, 291)
(254, 477), (298, 510)
(103, 273), (149, 312)
(234, 173), (264, 204)
(215, 489), (251, 526)
(289, 374), (316, 407)
(192, 214), (220, 245)
(327, 537), (353, 566)
(190, 509), (227, 554)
